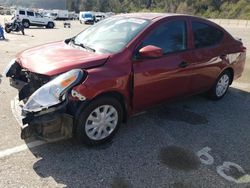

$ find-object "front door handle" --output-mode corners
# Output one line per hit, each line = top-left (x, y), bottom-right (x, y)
(179, 61), (189, 68)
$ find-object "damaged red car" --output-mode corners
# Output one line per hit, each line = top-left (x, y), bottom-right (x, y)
(4, 13), (246, 145)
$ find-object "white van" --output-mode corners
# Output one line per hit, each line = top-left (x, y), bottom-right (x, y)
(16, 9), (55, 28)
(79, 11), (95, 24)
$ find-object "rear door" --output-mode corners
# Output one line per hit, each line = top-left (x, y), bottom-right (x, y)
(189, 20), (226, 93)
(26, 11), (35, 24)
(133, 19), (194, 112)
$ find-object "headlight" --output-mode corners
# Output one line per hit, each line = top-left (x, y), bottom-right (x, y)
(23, 69), (84, 113)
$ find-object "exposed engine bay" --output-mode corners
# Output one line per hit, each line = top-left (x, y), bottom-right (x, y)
(5, 59), (84, 140)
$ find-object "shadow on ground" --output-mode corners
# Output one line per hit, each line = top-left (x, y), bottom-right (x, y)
(26, 27), (59, 30)
(27, 87), (250, 188)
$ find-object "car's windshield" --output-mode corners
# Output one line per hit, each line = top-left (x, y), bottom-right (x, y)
(84, 13), (93, 18)
(74, 17), (150, 54)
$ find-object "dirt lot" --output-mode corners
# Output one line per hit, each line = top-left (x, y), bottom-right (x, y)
(0, 16), (250, 188)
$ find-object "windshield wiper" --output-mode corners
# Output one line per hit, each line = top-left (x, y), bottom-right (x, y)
(79, 43), (96, 52)
(70, 39), (96, 52)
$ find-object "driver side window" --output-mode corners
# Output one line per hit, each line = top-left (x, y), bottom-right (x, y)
(35, 13), (42, 18)
(141, 20), (187, 54)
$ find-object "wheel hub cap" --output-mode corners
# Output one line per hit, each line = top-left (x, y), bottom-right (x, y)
(85, 105), (118, 141)
(216, 74), (229, 97)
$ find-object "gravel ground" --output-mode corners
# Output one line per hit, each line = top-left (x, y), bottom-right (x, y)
(0, 16), (250, 188)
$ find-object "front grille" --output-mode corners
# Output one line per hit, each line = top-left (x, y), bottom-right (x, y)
(26, 72), (51, 92)
(18, 70), (51, 101)
(8, 60), (52, 101)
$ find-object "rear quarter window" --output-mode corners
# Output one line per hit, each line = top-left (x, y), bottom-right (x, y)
(192, 21), (224, 48)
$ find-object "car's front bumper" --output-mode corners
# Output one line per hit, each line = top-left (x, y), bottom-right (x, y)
(5, 60), (74, 140)
(10, 94), (73, 140)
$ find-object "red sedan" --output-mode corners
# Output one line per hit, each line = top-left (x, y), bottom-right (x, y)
(4, 13), (246, 145)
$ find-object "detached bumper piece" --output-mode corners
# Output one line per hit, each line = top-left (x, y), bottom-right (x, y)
(6, 61), (74, 140)
(11, 96), (73, 140)
(11, 96), (30, 139)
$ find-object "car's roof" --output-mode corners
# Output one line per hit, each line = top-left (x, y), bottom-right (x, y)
(115, 12), (188, 21)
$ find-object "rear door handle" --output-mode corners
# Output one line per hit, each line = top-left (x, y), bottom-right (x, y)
(179, 61), (189, 68)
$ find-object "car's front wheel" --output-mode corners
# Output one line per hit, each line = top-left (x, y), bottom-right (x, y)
(75, 96), (123, 146)
(46, 22), (54, 29)
(208, 70), (232, 100)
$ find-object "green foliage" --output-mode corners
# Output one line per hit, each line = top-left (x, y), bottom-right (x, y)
(0, 0), (250, 19)
(66, 0), (250, 19)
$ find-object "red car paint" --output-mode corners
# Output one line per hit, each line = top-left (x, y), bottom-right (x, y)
(17, 41), (110, 76)
(16, 13), (246, 115)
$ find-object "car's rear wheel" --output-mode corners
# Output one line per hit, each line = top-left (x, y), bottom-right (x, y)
(75, 97), (123, 146)
(22, 20), (30, 28)
(208, 70), (232, 100)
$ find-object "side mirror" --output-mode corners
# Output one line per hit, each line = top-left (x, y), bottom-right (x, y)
(139, 45), (163, 58)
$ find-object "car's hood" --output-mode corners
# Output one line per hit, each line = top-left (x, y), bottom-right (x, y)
(16, 41), (109, 76)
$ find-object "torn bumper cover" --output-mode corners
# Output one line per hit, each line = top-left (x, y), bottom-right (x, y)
(4, 59), (85, 139)
(11, 96), (72, 140)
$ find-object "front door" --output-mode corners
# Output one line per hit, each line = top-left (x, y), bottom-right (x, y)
(133, 20), (193, 112)
(34, 13), (46, 25)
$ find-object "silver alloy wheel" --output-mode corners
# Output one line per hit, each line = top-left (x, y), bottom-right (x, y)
(85, 105), (118, 141)
(23, 22), (29, 28)
(216, 74), (229, 97)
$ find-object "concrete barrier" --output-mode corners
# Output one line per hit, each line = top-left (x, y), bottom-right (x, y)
(209, 19), (250, 28)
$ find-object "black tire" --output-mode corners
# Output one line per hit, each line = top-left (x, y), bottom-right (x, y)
(47, 22), (54, 29)
(75, 96), (123, 146)
(207, 70), (232, 100)
(4, 26), (11, 33)
(22, 20), (30, 28)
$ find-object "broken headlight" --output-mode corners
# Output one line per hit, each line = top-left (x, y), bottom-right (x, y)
(23, 69), (84, 113)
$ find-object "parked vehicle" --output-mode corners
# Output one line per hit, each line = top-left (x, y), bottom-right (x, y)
(5, 13), (246, 145)
(4, 19), (24, 35)
(44, 12), (58, 20)
(69, 11), (78, 20)
(79, 11), (95, 24)
(16, 9), (55, 28)
(95, 14), (105, 22)
(52, 10), (69, 20)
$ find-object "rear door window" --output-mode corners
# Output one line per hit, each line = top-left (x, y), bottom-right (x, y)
(27, 11), (34, 17)
(19, 10), (25, 15)
(192, 21), (224, 48)
(141, 20), (187, 54)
